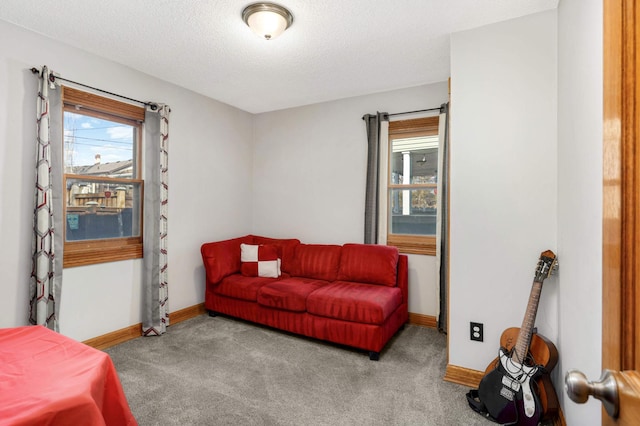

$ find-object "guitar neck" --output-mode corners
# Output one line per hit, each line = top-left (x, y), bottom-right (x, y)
(513, 280), (544, 363)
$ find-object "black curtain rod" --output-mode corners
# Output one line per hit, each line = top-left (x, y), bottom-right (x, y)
(387, 106), (442, 117)
(362, 104), (447, 121)
(30, 67), (159, 110)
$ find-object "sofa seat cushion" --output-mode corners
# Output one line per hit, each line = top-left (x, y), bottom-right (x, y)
(214, 274), (279, 302)
(306, 281), (402, 325)
(257, 278), (328, 312)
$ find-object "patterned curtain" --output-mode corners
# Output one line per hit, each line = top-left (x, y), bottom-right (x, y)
(142, 105), (170, 336)
(29, 66), (64, 331)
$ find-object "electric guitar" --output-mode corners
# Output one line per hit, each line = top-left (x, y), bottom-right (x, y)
(476, 250), (559, 425)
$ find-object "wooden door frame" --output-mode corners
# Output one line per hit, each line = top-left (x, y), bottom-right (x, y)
(603, 0), (637, 373)
(603, 0), (638, 424)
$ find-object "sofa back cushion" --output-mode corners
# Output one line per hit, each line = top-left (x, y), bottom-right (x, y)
(293, 244), (342, 282)
(336, 244), (399, 287)
(201, 235), (253, 283)
(251, 236), (300, 274)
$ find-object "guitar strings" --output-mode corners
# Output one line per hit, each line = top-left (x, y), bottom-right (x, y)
(501, 347), (541, 381)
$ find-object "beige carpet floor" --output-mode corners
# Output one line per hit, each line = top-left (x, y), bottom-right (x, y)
(106, 315), (494, 426)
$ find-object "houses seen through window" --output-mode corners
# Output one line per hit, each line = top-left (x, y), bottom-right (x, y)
(62, 87), (145, 267)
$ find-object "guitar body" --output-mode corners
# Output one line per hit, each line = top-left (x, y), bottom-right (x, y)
(478, 349), (543, 425)
(479, 327), (559, 424)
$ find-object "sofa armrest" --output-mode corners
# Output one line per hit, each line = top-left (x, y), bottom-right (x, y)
(397, 254), (409, 304)
(201, 236), (253, 284)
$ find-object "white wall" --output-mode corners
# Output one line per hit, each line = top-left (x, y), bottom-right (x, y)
(449, 10), (558, 371)
(557, 0), (603, 424)
(0, 20), (254, 341)
(449, 6), (604, 424)
(252, 84), (449, 316)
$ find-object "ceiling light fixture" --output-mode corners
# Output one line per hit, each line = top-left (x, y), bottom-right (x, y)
(242, 3), (293, 40)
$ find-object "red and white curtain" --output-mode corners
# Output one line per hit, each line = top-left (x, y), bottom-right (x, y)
(29, 66), (169, 335)
(29, 66), (63, 331)
(142, 105), (170, 336)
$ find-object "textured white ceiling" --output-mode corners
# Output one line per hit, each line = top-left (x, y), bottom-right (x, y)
(0, 0), (558, 113)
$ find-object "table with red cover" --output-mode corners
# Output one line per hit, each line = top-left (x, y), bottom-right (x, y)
(0, 325), (137, 425)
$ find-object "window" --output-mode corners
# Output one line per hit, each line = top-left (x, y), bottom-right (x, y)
(62, 87), (145, 267)
(386, 116), (440, 255)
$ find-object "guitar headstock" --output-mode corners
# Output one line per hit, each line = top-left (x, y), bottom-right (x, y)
(534, 250), (558, 283)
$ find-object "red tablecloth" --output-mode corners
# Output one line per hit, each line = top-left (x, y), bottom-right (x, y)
(0, 326), (137, 425)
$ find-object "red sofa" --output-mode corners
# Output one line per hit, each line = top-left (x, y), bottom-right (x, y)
(201, 235), (409, 360)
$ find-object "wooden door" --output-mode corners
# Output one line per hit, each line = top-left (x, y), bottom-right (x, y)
(601, 0), (640, 424)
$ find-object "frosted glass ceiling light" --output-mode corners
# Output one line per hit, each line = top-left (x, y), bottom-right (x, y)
(242, 3), (293, 40)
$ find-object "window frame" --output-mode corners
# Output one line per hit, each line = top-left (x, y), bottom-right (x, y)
(61, 86), (145, 268)
(386, 116), (440, 256)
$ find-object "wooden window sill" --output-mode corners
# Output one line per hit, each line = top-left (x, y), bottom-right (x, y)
(387, 234), (436, 256)
(63, 240), (143, 268)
